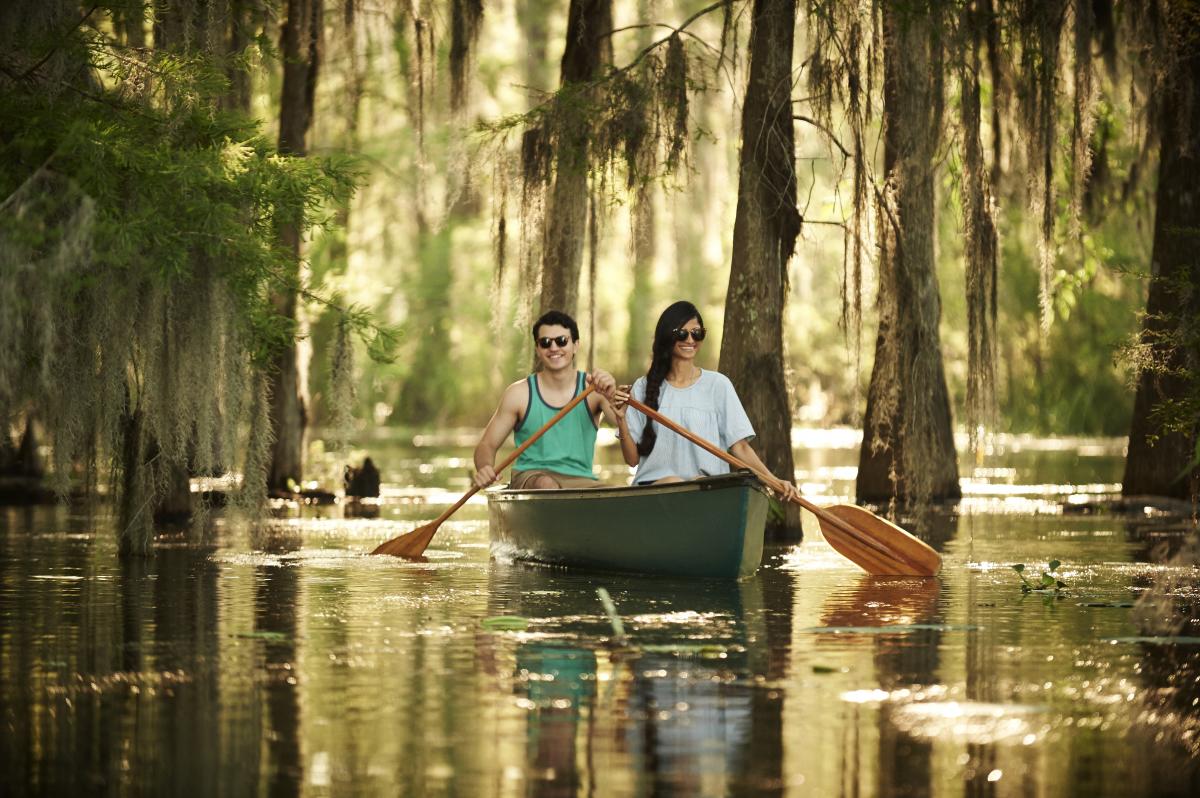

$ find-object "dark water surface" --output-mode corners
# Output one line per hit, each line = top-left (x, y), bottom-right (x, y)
(2, 431), (1199, 796)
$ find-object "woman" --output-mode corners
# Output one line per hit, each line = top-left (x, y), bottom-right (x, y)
(613, 301), (800, 499)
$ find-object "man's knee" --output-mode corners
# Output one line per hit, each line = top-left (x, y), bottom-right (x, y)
(531, 474), (560, 489)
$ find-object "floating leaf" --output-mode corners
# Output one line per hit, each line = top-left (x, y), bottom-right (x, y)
(811, 665), (838, 674)
(1048, 559), (1061, 571)
(480, 615), (529, 631)
(1012, 564), (1026, 573)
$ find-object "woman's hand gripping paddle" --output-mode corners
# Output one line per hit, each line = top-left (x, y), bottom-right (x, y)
(372, 385), (597, 558)
(624, 397), (940, 576)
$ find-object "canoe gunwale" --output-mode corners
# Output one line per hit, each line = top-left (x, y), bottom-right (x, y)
(486, 471), (770, 504)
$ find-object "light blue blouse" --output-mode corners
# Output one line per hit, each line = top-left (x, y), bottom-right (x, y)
(625, 370), (755, 484)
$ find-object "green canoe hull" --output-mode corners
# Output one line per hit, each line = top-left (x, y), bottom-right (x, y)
(487, 473), (770, 579)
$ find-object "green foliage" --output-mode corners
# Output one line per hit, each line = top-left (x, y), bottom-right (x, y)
(0, 3), (371, 547)
(1011, 560), (1068, 594)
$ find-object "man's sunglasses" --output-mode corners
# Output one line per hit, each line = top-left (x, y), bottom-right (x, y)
(537, 335), (572, 349)
(672, 327), (706, 342)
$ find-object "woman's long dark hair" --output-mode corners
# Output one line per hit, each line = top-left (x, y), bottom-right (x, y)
(636, 301), (704, 458)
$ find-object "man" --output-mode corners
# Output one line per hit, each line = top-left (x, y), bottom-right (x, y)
(473, 310), (619, 490)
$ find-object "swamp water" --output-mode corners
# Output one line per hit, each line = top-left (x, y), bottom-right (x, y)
(2, 430), (1199, 796)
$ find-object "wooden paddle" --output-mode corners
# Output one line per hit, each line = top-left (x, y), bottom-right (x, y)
(372, 384), (597, 558)
(624, 397), (941, 576)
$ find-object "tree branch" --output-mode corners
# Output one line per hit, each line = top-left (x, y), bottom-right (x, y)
(794, 114), (852, 161)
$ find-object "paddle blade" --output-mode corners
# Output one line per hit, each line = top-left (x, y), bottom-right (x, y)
(371, 521), (439, 558)
(817, 504), (941, 576)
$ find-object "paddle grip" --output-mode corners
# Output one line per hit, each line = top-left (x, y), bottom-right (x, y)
(624, 396), (924, 571)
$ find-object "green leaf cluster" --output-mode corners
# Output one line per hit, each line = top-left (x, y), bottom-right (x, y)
(1011, 559), (1068, 594)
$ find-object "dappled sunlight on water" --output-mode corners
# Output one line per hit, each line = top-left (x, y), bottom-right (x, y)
(2, 434), (1199, 796)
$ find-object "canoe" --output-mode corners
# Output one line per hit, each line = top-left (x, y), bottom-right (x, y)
(487, 472), (770, 578)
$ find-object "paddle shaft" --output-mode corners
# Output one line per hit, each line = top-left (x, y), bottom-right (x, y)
(624, 397), (926, 571)
(429, 384), (598, 526)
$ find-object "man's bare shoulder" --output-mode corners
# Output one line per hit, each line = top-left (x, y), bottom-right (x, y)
(498, 377), (531, 413)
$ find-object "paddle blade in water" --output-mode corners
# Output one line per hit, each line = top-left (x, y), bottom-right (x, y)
(371, 522), (438, 558)
(817, 504), (941, 576)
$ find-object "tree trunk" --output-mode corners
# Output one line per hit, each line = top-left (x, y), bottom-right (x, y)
(718, 0), (801, 540)
(857, 2), (960, 506)
(625, 0), (657, 374)
(1122, 38), (1200, 501)
(537, 0), (612, 317)
(268, 0), (322, 492)
(222, 0), (264, 113)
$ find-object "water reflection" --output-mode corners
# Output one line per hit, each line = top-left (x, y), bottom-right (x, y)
(483, 566), (771, 796)
(517, 644), (597, 796)
(2, 435), (1200, 797)
(255, 537), (303, 794)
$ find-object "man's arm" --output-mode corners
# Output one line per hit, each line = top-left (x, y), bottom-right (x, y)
(473, 382), (526, 489)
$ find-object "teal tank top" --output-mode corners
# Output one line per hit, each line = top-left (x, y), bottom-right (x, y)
(513, 371), (598, 479)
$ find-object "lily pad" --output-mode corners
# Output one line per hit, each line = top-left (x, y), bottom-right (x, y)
(480, 615), (529, 631)
(1077, 601), (1135, 608)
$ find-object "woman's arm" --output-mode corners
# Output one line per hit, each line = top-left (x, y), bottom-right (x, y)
(729, 439), (800, 501)
(611, 386), (641, 467)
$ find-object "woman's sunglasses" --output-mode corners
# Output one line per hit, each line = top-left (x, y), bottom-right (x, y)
(537, 335), (572, 349)
(671, 327), (706, 342)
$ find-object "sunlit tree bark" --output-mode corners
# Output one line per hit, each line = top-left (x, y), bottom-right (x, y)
(268, 0), (322, 493)
(538, 0), (612, 318)
(1123, 28), (1200, 501)
(719, 0), (801, 539)
(856, 1), (960, 506)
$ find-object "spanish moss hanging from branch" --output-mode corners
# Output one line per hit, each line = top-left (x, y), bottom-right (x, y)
(1015, 0), (1067, 331)
(1069, 0), (1096, 240)
(803, 0), (875, 382)
(449, 0), (483, 112)
(961, 0), (1000, 452)
(480, 3), (727, 318)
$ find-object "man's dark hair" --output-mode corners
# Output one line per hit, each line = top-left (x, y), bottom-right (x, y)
(531, 310), (579, 342)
